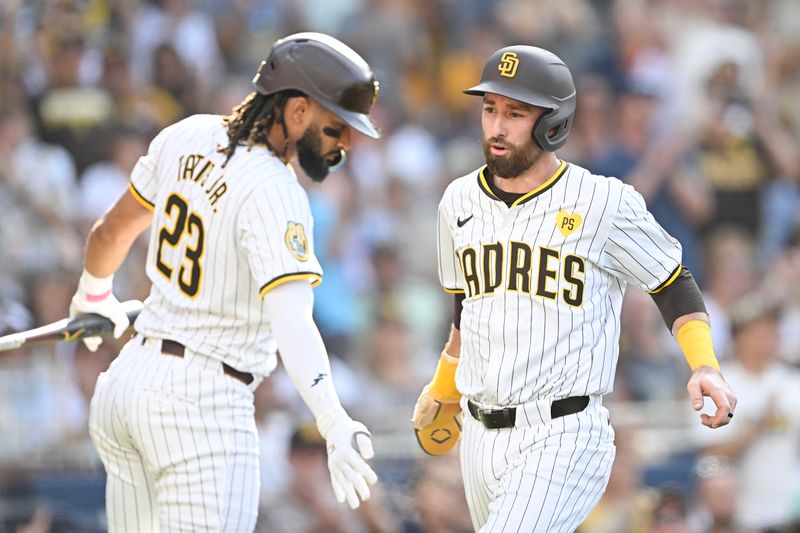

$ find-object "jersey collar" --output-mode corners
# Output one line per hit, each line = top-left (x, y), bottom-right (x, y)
(478, 160), (568, 207)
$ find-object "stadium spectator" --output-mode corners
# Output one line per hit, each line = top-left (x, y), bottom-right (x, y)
(692, 291), (800, 531)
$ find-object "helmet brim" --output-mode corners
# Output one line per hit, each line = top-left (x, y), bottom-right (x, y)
(320, 101), (381, 139)
(463, 81), (560, 111)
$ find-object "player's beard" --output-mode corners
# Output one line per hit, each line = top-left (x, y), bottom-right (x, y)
(483, 136), (542, 179)
(296, 125), (340, 183)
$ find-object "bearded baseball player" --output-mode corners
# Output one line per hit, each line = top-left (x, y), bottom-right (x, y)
(69, 33), (381, 531)
(412, 45), (738, 532)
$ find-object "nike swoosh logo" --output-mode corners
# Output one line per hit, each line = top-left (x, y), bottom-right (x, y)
(457, 215), (474, 228)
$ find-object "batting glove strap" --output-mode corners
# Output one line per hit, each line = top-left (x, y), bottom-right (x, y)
(316, 410), (378, 510)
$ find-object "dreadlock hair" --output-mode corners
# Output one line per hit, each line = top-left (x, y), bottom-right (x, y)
(218, 89), (306, 168)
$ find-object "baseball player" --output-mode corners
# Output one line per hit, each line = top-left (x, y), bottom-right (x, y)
(69, 33), (381, 531)
(412, 46), (738, 532)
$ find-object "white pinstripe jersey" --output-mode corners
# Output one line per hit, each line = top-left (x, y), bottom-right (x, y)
(129, 114), (322, 378)
(438, 161), (682, 406)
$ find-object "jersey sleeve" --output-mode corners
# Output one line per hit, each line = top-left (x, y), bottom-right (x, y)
(437, 203), (465, 293)
(238, 181), (323, 299)
(129, 125), (173, 210)
(600, 185), (682, 292)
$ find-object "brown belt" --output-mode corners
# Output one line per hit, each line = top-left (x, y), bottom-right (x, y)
(144, 336), (254, 386)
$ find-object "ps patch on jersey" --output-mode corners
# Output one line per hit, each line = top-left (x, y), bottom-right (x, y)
(285, 222), (309, 261)
(556, 210), (582, 237)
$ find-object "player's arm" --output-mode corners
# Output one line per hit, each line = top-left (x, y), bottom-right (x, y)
(410, 305), (463, 455)
(411, 202), (465, 454)
(421, 291), (466, 412)
(427, 322), (462, 405)
(428, 299), (464, 406)
(437, 295), (464, 388)
(415, 203), (465, 422)
(412, 276), (464, 434)
(603, 185), (736, 428)
(69, 188), (154, 351)
(649, 265), (737, 429)
(263, 279), (377, 510)
(71, 124), (167, 350)
(85, 188), (154, 277)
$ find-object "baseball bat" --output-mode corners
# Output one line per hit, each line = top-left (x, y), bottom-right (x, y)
(0, 299), (143, 352)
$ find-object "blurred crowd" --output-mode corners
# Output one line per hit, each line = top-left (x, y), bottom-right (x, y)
(0, 0), (799, 531)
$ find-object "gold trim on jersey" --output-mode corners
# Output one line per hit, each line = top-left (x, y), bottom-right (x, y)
(129, 182), (155, 211)
(477, 161), (569, 206)
(648, 263), (683, 294)
(443, 287), (465, 294)
(511, 160), (568, 207)
(259, 272), (322, 298)
(477, 166), (501, 201)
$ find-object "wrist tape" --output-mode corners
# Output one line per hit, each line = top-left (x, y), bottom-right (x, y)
(676, 320), (720, 371)
(428, 348), (461, 402)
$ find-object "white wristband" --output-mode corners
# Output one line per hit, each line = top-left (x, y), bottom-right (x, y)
(79, 270), (114, 296)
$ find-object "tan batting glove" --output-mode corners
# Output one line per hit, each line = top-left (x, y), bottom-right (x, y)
(411, 384), (445, 429)
(412, 384), (463, 455)
(316, 408), (378, 509)
(412, 350), (461, 429)
(69, 271), (130, 352)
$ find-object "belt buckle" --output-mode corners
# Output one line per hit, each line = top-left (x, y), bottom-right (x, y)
(478, 407), (515, 429)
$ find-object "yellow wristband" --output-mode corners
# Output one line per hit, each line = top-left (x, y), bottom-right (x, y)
(676, 320), (720, 371)
(428, 348), (461, 402)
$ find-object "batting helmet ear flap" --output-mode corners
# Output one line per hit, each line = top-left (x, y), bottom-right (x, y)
(531, 108), (574, 151)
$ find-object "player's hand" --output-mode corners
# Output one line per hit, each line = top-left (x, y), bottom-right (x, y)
(316, 409), (378, 509)
(412, 383), (460, 429)
(687, 365), (737, 429)
(412, 384), (463, 455)
(69, 271), (130, 352)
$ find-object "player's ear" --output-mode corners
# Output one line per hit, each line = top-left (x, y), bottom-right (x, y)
(285, 96), (313, 129)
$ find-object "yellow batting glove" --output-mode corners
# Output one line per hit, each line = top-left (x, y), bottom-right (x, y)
(412, 348), (462, 455)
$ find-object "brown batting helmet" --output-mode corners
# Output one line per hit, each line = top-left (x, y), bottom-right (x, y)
(252, 32), (381, 139)
(465, 45), (576, 151)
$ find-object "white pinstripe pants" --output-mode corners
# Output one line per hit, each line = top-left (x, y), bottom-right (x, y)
(89, 337), (260, 532)
(460, 397), (615, 532)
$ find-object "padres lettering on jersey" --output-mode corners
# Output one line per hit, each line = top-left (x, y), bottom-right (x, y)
(437, 162), (681, 406)
(457, 242), (585, 305)
(129, 114), (323, 378)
